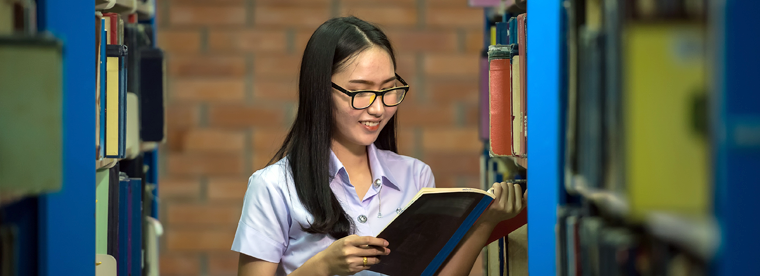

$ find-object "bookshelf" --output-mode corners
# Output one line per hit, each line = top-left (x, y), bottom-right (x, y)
(37, 1), (96, 275)
(472, 1), (532, 275)
(520, 0), (760, 275)
(0, 0), (163, 275)
(525, 1), (560, 275)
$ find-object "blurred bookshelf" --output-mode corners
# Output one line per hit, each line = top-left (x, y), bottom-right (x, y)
(473, 0), (759, 275)
(0, 0), (165, 275)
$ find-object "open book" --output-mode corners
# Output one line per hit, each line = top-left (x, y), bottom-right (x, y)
(368, 188), (526, 276)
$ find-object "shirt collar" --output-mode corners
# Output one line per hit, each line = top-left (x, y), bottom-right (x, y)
(328, 143), (400, 191)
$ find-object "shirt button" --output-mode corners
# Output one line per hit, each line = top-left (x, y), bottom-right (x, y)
(396, 208), (403, 214)
(373, 179), (382, 188)
(358, 215), (368, 223)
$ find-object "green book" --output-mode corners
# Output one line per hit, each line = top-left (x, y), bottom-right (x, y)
(0, 36), (63, 197)
(96, 169), (110, 254)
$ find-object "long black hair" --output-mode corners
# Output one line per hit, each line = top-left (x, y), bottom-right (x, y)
(269, 17), (398, 239)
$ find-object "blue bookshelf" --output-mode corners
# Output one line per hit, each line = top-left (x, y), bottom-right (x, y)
(36, 0), (96, 275)
(527, 1), (561, 275)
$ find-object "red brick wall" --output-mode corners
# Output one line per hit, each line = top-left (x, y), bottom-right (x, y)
(157, 0), (484, 275)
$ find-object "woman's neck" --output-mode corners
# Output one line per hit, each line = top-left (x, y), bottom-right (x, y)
(331, 139), (369, 171)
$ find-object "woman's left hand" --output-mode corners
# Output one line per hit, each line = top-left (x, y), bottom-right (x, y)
(481, 182), (526, 225)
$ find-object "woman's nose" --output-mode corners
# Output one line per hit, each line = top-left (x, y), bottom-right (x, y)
(366, 95), (385, 116)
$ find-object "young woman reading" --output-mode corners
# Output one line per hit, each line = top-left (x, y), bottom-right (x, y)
(232, 16), (526, 276)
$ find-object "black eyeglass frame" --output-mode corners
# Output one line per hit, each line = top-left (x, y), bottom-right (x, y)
(331, 73), (410, 110)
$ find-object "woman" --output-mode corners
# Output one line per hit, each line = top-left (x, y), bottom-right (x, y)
(233, 16), (526, 276)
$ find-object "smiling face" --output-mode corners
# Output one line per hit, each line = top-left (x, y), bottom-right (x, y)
(331, 46), (398, 150)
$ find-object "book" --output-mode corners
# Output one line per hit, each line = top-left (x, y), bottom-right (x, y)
(107, 164), (121, 259)
(105, 44), (127, 158)
(144, 217), (162, 276)
(507, 224), (528, 276)
(129, 178), (144, 276)
(9, 0), (36, 34)
(96, 170), (110, 254)
(623, 23), (708, 220)
(577, 28), (604, 189)
(96, 15), (104, 161)
(517, 14), (527, 158)
(0, 0), (11, 34)
(118, 173), (130, 276)
(0, 36), (63, 197)
(488, 44), (513, 157)
(139, 47), (166, 143)
(125, 92), (140, 159)
(486, 237), (506, 276)
(511, 55), (523, 157)
(368, 188), (518, 276)
(99, 18), (108, 162)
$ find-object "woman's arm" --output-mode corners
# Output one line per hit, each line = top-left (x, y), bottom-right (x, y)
(436, 182), (526, 276)
(238, 254), (330, 276)
(237, 235), (389, 276)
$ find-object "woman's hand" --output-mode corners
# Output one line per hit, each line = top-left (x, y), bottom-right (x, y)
(313, 235), (390, 275)
(481, 182), (527, 225)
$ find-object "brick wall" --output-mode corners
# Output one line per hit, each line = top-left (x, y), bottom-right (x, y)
(157, 0), (484, 275)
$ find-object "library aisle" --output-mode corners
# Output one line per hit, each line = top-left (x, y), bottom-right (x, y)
(1, 0), (757, 276)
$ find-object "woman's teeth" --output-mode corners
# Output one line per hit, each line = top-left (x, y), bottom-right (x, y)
(361, 121), (379, 126)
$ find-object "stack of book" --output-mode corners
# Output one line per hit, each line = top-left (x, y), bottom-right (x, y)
(94, 8), (166, 276)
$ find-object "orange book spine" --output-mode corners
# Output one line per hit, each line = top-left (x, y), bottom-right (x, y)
(489, 58), (513, 156)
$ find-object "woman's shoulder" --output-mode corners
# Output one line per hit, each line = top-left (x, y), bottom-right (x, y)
(248, 157), (292, 191)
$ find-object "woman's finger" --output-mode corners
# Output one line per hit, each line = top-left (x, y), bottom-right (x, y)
(505, 182), (514, 210)
(492, 182), (503, 203)
(357, 246), (389, 257)
(349, 236), (388, 248)
(513, 184), (523, 211)
(368, 256), (381, 266)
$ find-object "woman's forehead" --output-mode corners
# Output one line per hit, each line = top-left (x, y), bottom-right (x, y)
(340, 47), (395, 81)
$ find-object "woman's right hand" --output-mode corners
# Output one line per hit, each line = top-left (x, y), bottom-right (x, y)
(314, 235), (390, 275)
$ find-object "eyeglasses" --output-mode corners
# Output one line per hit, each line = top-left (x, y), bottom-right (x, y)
(331, 73), (410, 110)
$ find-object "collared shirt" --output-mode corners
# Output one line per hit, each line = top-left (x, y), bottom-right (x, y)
(231, 143), (436, 276)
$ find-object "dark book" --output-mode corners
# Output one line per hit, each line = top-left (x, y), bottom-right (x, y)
(368, 188), (505, 276)
(107, 164), (121, 259)
(139, 48), (166, 142)
(118, 173), (130, 276)
(129, 178), (144, 276)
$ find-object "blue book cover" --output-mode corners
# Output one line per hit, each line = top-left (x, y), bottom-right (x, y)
(498, 237), (507, 276)
(99, 20), (106, 159)
(118, 175), (130, 276)
(130, 178), (143, 276)
(508, 17), (518, 45)
(496, 22), (508, 45)
(118, 54), (127, 157)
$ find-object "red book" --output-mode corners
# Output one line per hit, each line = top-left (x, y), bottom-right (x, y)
(102, 13), (120, 44)
(486, 208), (527, 244)
(489, 57), (513, 157)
